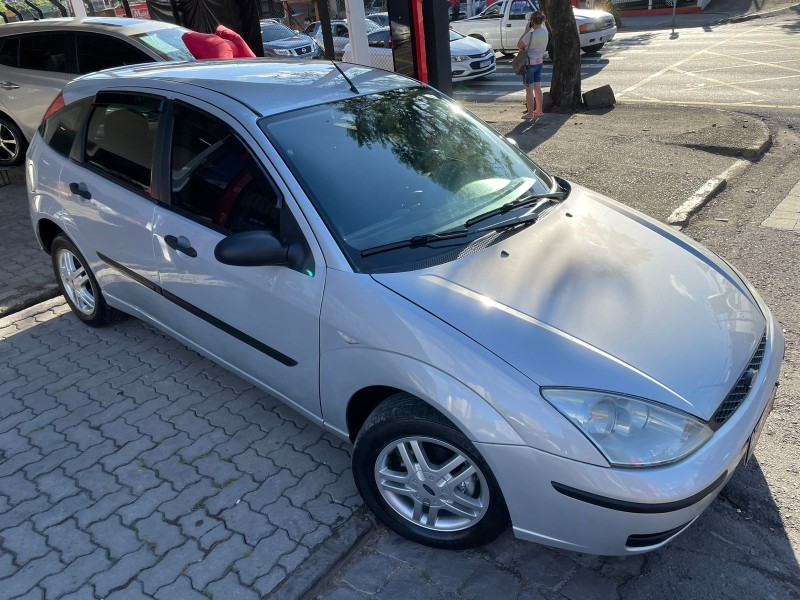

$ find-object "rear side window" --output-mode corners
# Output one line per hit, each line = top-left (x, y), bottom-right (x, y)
(19, 33), (68, 72)
(41, 100), (88, 157)
(76, 33), (152, 74)
(0, 37), (19, 67)
(85, 94), (162, 194)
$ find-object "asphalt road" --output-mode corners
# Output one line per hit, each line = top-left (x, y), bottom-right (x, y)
(454, 8), (800, 111)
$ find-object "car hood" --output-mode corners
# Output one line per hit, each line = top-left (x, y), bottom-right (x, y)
(451, 35), (492, 57)
(372, 185), (765, 420)
(265, 35), (313, 49)
(573, 8), (614, 24)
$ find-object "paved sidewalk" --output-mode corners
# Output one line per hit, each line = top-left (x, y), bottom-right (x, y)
(0, 299), (361, 599)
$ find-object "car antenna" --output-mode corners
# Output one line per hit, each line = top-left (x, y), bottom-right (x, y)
(332, 61), (360, 94)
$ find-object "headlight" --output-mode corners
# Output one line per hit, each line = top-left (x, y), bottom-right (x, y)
(541, 389), (713, 467)
(452, 55), (469, 62)
(578, 22), (602, 33)
(274, 49), (293, 56)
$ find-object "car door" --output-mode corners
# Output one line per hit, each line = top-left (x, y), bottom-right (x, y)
(502, 0), (537, 48)
(0, 32), (72, 140)
(151, 99), (325, 422)
(57, 91), (163, 319)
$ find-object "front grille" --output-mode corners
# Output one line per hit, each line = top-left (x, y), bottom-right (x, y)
(469, 56), (495, 70)
(710, 332), (767, 427)
(468, 50), (493, 59)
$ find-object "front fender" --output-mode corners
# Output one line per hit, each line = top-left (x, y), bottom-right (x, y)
(320, 347), (525, 446)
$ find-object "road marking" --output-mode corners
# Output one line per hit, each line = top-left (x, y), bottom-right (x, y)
(701, 74), (800, 90)
(618, 24), (768, 97)
(682, 59), (800, 75)
(672, 67), (761, 96)
(704, 50), (800, 75)
(668, 160), (750, 226)
(620, 98), (800, 110)
(762, 178), (800, 232)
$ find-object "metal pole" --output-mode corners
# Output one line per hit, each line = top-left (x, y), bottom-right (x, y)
(317, 0), (336, 61)
(120, 0), (133, 17)
(23, 0), (44, 19)
(48, 0), (69, 17)
(671, 0), (678, 35)
(344, 0), (369, 64)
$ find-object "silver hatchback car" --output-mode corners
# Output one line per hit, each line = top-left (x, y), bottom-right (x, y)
(27, 60), (783, 555)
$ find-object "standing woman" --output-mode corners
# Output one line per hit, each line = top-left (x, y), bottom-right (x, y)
(518, 11), (548, 119)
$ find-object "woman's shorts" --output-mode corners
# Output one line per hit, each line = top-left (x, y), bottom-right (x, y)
(523, 63), (543, 86)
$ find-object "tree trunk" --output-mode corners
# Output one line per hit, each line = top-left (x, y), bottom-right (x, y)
(542, 0), (582, 112)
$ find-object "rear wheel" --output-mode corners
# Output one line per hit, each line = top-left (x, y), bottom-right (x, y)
(51, 235), (124, 327)
(0, 115), (26, 167)
(352, 394), (509, 549)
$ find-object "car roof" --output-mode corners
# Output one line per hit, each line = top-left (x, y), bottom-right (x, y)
(0, 17), (183, 36)
(72, 59), (419, 117)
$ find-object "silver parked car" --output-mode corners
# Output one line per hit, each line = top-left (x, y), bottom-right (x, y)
(0, 17), (193, 166)
(27, 60), (783, 554)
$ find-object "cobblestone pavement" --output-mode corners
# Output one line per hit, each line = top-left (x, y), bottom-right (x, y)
(0, 172), (59, 318)
(0, 298), (362, 600)
(317, 492), (800, 600)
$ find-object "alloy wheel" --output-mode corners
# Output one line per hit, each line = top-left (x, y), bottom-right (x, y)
(57, 249), (96, 316)
(374, 436), (490, 531)
(0, 123), (19, 163)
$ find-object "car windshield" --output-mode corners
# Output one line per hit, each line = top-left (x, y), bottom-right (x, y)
(262, 24), (295, 42)
(131, 28), (194, 61)
(449, 29), (464, 42)
(261, 87), (552, 272)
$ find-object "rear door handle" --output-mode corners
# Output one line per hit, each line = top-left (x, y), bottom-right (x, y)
(0, 81), (19, 90)
(164, 235), (197, 258)
(69, 182), (92, 200)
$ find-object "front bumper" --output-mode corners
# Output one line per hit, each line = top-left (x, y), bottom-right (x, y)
(477, 311), (783, 556)
(452, 53), (496, 81)
(579, 25), (616, 49)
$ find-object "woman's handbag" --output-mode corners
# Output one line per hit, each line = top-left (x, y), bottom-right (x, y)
(512, 51), (529, 77)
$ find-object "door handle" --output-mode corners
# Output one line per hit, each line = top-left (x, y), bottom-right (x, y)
(506, 23), (513, 27)
(0, 81), (19, 90)
(68, 182), (92, 200)
(164, 235), (198, 258)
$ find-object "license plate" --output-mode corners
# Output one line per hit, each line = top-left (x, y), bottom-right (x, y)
(745, 388), (776, 464)
(479, 60), (491, 68)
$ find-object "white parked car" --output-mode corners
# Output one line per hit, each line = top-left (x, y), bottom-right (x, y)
(343, 28), (496, 81)
(28, 60), (783, 555)
(305, 18), (383, 59)
(0, 17), (193, 166)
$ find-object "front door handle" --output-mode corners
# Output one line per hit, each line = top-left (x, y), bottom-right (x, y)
(0, 81), (19, 90)
(69, 182), (92, 200)
(164, 235), (197, 258)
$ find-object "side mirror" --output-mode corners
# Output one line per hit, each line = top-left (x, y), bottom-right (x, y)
(214, 230), (290, 267)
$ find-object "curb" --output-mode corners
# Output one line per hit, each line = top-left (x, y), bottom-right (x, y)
(723, 3), (800, 23)
(272, 510), (374, 600)
(0, 285), (60, 319)
(667, 159), (751, 227)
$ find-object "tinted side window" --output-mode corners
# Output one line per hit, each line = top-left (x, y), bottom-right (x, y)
(41, 100), (87, 157)
(0, 37), (19, 67)
(19, 33), (68, 72)
(76, 33), (152, 74)
(171, 103), (281, 234)
(85, 95), (162, 193)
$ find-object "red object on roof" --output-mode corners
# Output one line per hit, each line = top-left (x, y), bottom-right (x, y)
(215, 24), (256, 58)
(182, 26), (256, 60)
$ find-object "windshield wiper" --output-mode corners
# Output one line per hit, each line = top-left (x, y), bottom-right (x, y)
(464, 191), (567, 229)
(360, 229), (470, 258)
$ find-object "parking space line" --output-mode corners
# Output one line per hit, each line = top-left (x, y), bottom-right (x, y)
(672, 67), (761, 96)
(618, 25), (768, 97)
(685, 59), (800, 75)
(705, 51), (800, 74)
(701, 73), (800, 90)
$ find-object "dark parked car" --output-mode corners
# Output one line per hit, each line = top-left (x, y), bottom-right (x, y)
(260, 20), (320, 59)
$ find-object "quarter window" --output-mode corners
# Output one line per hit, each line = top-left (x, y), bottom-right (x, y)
(41, 100), (88, 157)
(0, 37), (19, 67)
(19, 33), (68, 72)
(170, 103), (281, 235)
(76, 33), (152, 74)
(84, 95), (162, 194)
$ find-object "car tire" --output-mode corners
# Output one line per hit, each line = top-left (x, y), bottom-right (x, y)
(581, 43), (604, 54)
(51, 234), (124, 327)
(352, 393), (509, 549)
(0, 115), (26, 167)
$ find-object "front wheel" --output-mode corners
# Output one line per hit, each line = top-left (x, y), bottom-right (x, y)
(581, 43), (604, 54)
(352, 394), (509, 549)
